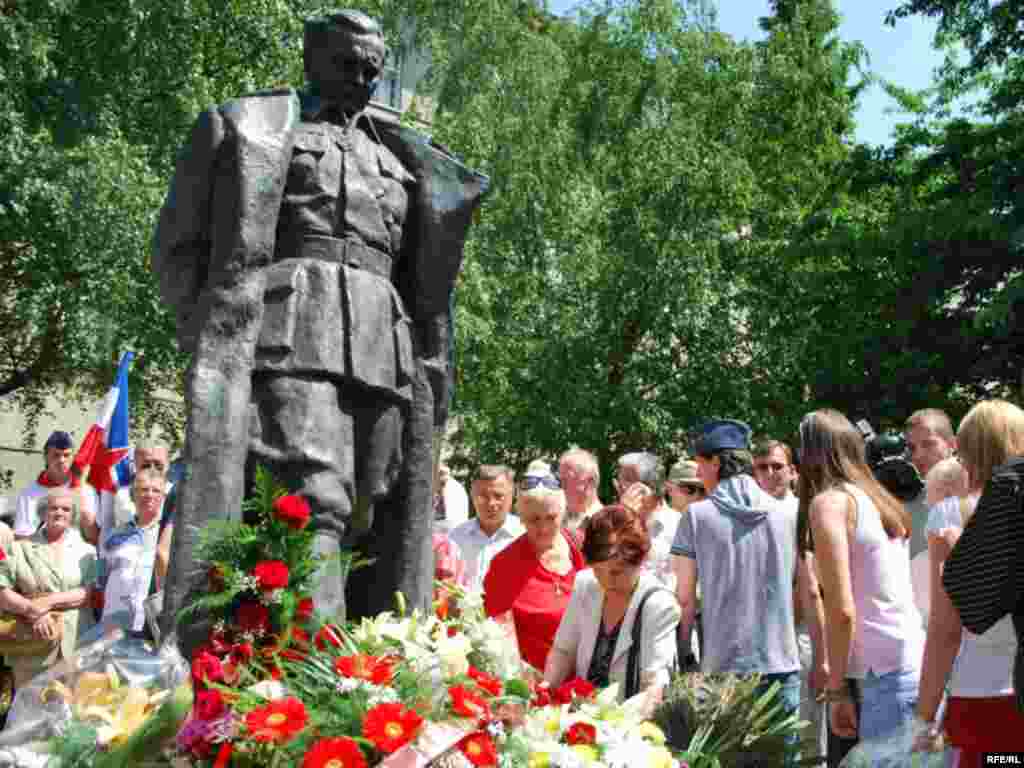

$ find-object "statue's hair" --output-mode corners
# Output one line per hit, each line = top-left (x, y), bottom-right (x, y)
(304, 9), (388, 78)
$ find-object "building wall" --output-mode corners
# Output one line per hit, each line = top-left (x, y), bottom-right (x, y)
(0, 397), (97, 517)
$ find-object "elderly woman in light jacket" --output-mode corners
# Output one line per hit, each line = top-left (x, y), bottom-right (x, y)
(544, 504), (680, 708)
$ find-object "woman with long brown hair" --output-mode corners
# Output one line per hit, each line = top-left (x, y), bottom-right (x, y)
(797, 409), (924, 748)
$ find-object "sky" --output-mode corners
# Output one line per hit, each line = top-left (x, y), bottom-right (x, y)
(549, 0), (944, 147)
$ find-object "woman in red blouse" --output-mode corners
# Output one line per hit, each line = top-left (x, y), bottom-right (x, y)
(484, 464), (585, 673)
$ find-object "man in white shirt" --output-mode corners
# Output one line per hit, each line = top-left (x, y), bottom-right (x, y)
(448, 464), (524, 591)
(433, 463), (470, 534)
(754, 438), (827, 762)
(14, 430), (97, 540)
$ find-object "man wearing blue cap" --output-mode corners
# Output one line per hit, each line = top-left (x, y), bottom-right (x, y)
(671, 419), (801, 740)
(13, 431), (97, 540)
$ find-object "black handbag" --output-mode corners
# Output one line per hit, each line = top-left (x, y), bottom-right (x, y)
(624, 586), (672, 699)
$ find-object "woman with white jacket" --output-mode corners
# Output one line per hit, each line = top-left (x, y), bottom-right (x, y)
(544, 504), (680, 707)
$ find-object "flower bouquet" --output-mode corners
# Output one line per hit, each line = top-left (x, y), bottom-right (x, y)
(37, 469), (694, 768)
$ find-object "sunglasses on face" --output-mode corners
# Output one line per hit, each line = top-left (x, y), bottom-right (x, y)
(520, 475), (560, 491)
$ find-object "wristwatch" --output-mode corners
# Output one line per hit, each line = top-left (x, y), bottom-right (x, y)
(819, 683), (852, 703)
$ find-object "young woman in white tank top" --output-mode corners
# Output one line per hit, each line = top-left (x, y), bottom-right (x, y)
(797, 410), (925, 747)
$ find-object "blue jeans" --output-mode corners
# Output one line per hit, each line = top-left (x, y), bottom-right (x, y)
(756, 670), (802, 761)
(858, 667), (919, 742)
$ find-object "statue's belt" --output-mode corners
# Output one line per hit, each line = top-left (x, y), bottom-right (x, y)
(275, 234), (391, 280)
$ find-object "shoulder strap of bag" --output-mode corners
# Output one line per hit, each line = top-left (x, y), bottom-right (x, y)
(625, 586), (672, 699)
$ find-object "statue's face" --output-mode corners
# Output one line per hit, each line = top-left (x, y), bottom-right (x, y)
(309, 28), (385, 115)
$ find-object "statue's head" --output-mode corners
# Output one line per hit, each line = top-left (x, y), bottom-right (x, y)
(304, 10), (388, 115)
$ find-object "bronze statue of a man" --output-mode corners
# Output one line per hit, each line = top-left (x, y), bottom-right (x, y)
(154, 10), (485, 648)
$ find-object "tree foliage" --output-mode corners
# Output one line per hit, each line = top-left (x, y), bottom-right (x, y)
(4, 0), (1022, 483)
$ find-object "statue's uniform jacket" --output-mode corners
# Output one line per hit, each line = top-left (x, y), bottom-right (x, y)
(155, 89), (421, 534)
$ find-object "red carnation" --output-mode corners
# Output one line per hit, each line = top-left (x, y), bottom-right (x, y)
(245, 696), (308, 743)
(552, 677), (596, 705)
(296, 596), (314, 622)
(273, 495), (312, 530)
(194, 689), (225, 721)
(459, 731), (498, 767)
(467, 666), (503, 697)
(0, 547), (7, 562)
(362, 702), (423, 754)
(449, 684), (491, 720)
(191, 650), (224, 688)
(564, 722), (597, 746)
(302, 736), (368, 768)
(530, 681), (552, 708)
(252, 560), (290, 590)
(237, 601), (271, 633)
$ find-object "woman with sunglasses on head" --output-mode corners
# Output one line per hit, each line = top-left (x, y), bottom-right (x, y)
(544, 504), (679, 712)
(484, 461), (585, 674)
(797, 410), (925, 753)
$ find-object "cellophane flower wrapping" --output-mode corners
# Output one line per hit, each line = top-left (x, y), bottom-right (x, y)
(0, 628), (191, 768)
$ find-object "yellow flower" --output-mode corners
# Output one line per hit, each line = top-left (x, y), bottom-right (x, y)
(545, 715), (562, 735)
(571, 745), (600, 765)
(528, 752), (551, 768)
(648, 746), (675, 768)
(638, 721), (667, 745)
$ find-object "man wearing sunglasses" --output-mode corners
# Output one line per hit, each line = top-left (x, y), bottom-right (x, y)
(752, 440), (797, 503)
(665, 459), (706, 514)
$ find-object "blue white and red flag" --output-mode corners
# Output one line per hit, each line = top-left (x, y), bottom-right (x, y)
(71, 351), (134, 494)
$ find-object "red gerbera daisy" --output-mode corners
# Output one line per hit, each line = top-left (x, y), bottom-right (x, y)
(362, 702), (423, 754)
(448, 684), (491, 720)
(302, 736), (368, 768)
(459, 731), (498, 767)
(335, 654), (394, 685)
(467, 666), (503, 697)
(564, 722), (597, 745)
(244, 697), (308, 744)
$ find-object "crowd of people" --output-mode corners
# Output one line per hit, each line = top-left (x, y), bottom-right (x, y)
(0, 401), (1021, 764)
(0, 433), (176, 720)
(431, 405), (1024, 766)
